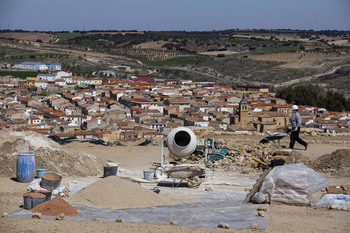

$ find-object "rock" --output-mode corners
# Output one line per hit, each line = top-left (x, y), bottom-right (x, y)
(328, 204), (339, 210)
(250, 161), (258, 168)
(340, 207), (347, 211)
(2, 212), (8, 218)
(258, 211), (265, 217)
(241, 168), (251, 174)
(205, 185), (213, 192)
(244, 188), (251, 192)
(273, 149), (292, 156)
(170, 220), (177, 225)
(257, 206), (267, 211)
(32, 213), (42, 219)
(91, 217), (100, 221)
(55, 213), (65, 220)
(251, 223), (260, 230)
(218, 222), (230, 229)
(311, 131), (317, 136)
(116, 218), (123, 222)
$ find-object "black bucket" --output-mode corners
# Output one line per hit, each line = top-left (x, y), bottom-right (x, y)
(23, 192), (46, 210)
(35, 190), (52, 201)
(270, 159), (285, 167)
(41, 173), (62, 191)
(104, 165), (118, 177)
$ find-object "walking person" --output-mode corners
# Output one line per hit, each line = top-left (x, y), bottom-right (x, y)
(289, 105), (308, 150)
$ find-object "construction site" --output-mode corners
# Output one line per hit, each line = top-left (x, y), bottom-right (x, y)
(0, 127), (350, 232)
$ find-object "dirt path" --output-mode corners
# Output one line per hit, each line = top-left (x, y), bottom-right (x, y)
(274, 65), (344, 88)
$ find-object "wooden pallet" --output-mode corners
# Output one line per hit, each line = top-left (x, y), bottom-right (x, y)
(244, 168), (271, 203)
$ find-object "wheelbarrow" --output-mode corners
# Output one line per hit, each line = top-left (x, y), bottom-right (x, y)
(163, 164), (205, 189)
(261, 131), (291, 147)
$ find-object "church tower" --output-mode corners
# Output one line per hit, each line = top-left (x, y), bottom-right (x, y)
(239, 94), (248, 127)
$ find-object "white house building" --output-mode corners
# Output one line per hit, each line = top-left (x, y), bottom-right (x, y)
(13, 62), (62, 71)
(35, 80), (48, 89)
(56, 71), (72, 79)
(14, 62), (47, 71)
(38, 74), (57, 82)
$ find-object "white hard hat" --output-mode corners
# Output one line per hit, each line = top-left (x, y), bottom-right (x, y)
(291, 105), (298, 111)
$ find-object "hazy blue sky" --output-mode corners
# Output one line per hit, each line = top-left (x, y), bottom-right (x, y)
(0, 0), (349, 31)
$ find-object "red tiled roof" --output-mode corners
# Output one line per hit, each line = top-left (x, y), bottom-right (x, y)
(133, 77), (155, 82)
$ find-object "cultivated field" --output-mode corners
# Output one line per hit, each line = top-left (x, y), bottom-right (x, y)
(0, 32), (54, 43)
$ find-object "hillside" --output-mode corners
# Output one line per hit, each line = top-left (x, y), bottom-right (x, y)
(1, 29), (350, 91)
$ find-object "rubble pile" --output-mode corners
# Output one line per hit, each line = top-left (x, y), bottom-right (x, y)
(311, 149), (350, 176)
(184, 140), (310, 173)
(0, 130), (101, 177)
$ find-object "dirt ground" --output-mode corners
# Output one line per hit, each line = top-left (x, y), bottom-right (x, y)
(1, 135), (350, 232)
(0, 32), (54, 43)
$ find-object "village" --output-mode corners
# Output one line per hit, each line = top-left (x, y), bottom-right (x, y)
(1, 61), (350, 143)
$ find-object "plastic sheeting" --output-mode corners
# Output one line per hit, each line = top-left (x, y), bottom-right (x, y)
(316, 194), (350, 210)
(252, 163), (328, 205)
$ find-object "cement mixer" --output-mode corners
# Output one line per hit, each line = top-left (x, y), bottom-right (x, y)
(162, 127), (205, 188)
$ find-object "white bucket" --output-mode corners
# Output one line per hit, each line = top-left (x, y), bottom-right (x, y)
(143, 170), (155, 181)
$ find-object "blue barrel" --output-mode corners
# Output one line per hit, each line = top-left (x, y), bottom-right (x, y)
(16, 152), (35, 183)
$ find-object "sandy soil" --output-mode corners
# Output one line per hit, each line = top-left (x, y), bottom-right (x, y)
(1, 136), (350, 232)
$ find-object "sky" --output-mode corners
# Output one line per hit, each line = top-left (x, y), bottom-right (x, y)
(0, 0), (349, 32)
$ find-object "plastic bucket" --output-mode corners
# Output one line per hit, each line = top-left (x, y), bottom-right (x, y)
(36, 168), (48, 178)
(41, 173), (62, 191)
(34, 190), (52, 201)
(16, 152), (35, 183)
(23, 192), (46, 210)
(104, 164), (119, 177)
(143, 170), (155, 181)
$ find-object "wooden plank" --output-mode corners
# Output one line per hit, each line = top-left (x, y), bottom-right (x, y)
(244, 168), (271, 203)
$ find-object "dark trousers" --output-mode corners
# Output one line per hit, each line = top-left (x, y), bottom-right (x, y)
(289, 127), (307, 149)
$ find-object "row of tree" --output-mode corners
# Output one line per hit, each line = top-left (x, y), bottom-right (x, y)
(276, 85), (350, 112)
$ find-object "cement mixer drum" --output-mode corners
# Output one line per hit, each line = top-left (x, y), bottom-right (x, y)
(167, 127), (197, 158)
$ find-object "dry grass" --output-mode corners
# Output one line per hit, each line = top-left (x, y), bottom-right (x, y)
(0, 32), (54, 43)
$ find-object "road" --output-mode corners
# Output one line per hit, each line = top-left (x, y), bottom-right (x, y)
(274, 65), (344, 88)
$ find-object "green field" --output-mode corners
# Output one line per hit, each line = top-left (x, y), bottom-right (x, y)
(56, 33), (110, 47)
(56, 33), (83, 40)
(0, 71), (40, 79)
(142, 56), (214, 66)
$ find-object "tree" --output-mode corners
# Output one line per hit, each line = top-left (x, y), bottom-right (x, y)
(40, 90), (48, 96)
